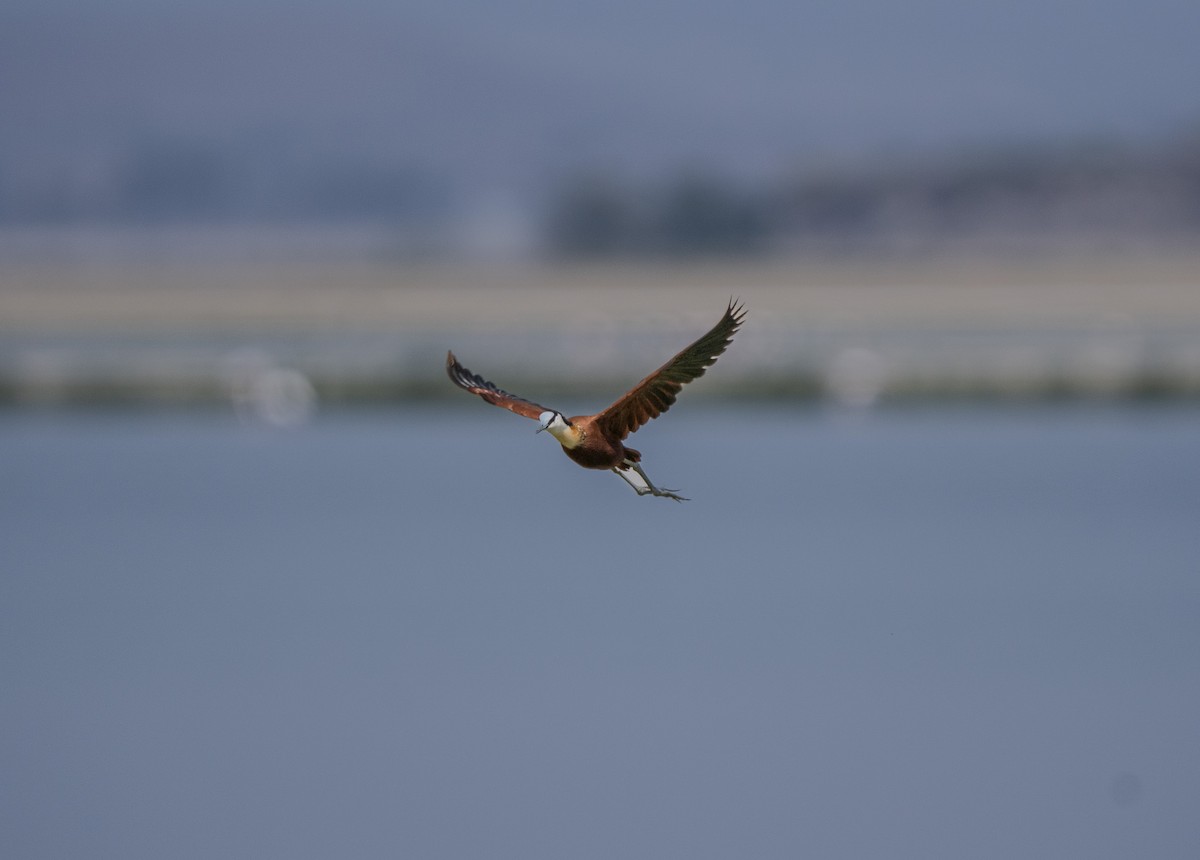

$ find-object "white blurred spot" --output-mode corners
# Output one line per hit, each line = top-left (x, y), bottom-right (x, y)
(1074, 338), (1142, 393)
(826, 347), (888, 407)
(458, 194), (537, 259)
(222, 348), (317, 427)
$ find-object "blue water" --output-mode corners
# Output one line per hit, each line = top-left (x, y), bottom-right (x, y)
(2, 405), (1199, 859)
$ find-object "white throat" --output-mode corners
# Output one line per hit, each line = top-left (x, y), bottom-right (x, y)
(539, 411), (580, 448)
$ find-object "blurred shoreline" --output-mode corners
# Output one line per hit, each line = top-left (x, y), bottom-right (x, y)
(3, 248), (1200, 411)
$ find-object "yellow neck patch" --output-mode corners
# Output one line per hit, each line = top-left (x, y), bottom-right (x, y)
(548, 423), (583, 449)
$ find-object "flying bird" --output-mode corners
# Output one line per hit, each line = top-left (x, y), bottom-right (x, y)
(446, 299), (746, 501)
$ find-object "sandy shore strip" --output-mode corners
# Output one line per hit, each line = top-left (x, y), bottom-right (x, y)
(3, 252), (1200, 331)
(3, 253), (1200, 406)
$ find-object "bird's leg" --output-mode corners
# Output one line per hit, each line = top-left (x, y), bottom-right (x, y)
(632, 463), (689, 502)
(613, 460), (689, 502)
(612, 466), (652, 495)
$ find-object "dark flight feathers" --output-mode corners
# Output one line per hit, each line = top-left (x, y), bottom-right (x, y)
(596, 299), (746, 440)
(446, 298), (746, 434)
(445, 351), (549, 420)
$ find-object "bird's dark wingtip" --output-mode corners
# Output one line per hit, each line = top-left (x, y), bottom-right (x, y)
(446, 350), (469, 388)
(727, 297), (748, 327)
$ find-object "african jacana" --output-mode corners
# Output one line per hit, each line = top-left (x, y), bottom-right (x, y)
(446, 299), (746, 501)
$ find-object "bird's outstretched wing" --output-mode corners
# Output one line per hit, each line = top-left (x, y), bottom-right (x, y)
(446, 351), (552, 421)
(594, 299), (746, 441)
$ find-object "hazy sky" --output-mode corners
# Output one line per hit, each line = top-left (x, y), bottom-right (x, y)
(3, 0), (1199, 198)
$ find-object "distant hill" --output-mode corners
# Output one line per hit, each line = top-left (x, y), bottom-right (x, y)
(2, 0), (1198, 257)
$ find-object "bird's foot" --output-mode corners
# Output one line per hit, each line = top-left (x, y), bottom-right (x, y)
(632, 483), (689, 502)
(615, 462), (689, 501)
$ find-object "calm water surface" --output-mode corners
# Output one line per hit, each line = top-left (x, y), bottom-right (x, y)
(2, 405), (1199, 859)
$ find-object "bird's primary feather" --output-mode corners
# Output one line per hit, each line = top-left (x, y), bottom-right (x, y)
(445, 351), (550, 421)
(594, 299), (746, 440)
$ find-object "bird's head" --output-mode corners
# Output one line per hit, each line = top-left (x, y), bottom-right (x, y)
(538, 411), (582, 448)
(537, 411), (569, 434)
